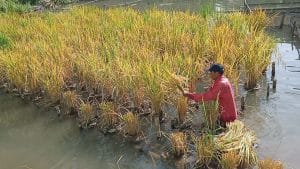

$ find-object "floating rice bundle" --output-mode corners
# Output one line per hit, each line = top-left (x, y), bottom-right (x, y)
(220, 151), (239, 169)
(259, 159), (283, 169)
(176, 96), (188, 123)
(170, 132), (187, 157)
(216, 120), (258, 167)
(122, 112), (139, 136)
(194, 134), (216, 167)
(99, 102), (119, 128)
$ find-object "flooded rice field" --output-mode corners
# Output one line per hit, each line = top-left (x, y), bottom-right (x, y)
(1, 0), (300, 166)
(0, 26), (299, 169)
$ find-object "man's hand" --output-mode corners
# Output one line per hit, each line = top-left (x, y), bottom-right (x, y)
(182, 91), (190, 97)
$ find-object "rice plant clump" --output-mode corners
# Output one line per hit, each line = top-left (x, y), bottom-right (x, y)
(243, 32), (276, 90)
(247, 9), (270, 32)
(202, 100), (220, 131)
(79, 102), (94, 126)
(61, 91), (79, 114)
(122, 112), (139, 136)
(99, 102), (119, 128)
(259, 159), (284, 169)
(170, 132), (187, 157)
(176, 96), (188, 123)
(194, 134), (216, 167)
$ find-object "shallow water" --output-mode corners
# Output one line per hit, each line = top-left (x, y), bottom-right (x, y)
(241, 26), (300, 169)
(0, 93), (174, 169)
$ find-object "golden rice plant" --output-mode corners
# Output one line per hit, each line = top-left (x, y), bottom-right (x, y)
(259, 159), (283, 169)
(202, 100), (220, 131)
(176, 96), (188, 123)
(132, 86), (145, 107)
(194, 134), (216, 167)
(122, 112), (139, 136)
(61, 91), (79, 113)
(247, 9), (270, 32)
(220, 151), (239, 169)
(209, 23), (239, 65)
(170, 132), (187, 157)
(140, 63), (166, 116)
(79, 102), (94, 125)
(0, 8), (276, 141)
(216, 120), (258, 168)
(99, 102), (119, 128)
(243, 32), (276, 90)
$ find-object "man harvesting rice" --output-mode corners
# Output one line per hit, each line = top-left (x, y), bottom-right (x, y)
(183, 64), (237, 125)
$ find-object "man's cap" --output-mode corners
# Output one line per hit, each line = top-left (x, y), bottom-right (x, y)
(208, 64), (224, 74)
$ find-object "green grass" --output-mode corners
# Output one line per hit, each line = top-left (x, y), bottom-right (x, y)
(0, 33), (11, 49)
(0, 0), (31, 13)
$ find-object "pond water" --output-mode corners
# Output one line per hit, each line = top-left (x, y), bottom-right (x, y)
(0, 93), (173, 169)
(241, 26), (300, 169)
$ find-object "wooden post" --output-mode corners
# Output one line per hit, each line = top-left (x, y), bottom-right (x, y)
(279, 13), (286, 29)
(155, 117), (162, 140)
(241, 96), (245, 111)
(273, 79), (277, 90)
(271, 62), (276, 80)
(267, 84), (270, 98)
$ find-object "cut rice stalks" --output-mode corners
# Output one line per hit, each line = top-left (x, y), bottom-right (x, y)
(219, 151), (239, 169)
(216, 120), (258, 168)
(170, 132), (187, 157)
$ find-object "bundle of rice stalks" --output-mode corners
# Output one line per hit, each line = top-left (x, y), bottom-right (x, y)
(99, 102), (119, 128)
(216, 120), (258, 168)
(61, 91), (79, 114)
(219, 151), (239, 169)
(79, 102), (94, 125)
(194, 134), (216, 167)
(170, 132), (187, 157)
(259, 159), (283, 169)
(177, 96), (188, 123)
(122, 112), (139, 136)
(202, 100), (220, 131)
